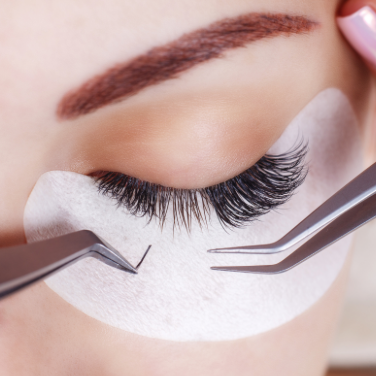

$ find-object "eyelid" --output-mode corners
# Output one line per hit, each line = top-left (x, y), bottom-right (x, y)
(94, 141), (308, 231)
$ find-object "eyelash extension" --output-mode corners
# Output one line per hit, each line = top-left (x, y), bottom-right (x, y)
(95, 141), (308, 230)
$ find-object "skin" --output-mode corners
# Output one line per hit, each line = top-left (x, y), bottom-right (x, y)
(0, 0), (375, 375)
(0, 253), (352, 376)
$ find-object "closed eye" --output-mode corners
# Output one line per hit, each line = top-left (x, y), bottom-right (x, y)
(94, 141), (308, 231)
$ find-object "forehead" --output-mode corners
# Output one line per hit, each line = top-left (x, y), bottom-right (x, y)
(0, 0), (334, 110)
(0, 0), (368, 190)
(0, 0), (325, 73)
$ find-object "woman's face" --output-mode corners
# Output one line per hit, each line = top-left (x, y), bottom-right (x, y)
(0, 0), (374, 374)
(0, 0), (370, 243)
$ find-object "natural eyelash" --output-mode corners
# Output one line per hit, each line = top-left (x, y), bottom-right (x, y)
(95, 141), (308, 230)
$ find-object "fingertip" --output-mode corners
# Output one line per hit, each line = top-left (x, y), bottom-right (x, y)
(337, 5), (376, 67)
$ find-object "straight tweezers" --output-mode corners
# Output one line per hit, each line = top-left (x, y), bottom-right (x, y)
(209, 162), (376, 274)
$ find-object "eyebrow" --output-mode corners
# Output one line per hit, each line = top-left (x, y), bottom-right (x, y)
(57, 13), (318, 120)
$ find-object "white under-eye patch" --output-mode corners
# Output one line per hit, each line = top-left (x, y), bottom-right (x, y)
(24, 89), (362, 341)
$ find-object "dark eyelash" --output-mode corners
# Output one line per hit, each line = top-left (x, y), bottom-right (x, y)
(95, 141), (308, 230)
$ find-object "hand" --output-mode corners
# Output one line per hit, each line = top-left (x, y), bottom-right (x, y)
(338, 0), (376, 69)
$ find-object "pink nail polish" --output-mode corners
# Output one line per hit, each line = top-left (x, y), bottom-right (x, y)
(337, 6), (376, 66)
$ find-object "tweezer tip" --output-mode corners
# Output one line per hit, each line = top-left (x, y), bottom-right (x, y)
(210, 266), (237, 272)
(207, 248), (234, 253)
(207, 246), (256, 253)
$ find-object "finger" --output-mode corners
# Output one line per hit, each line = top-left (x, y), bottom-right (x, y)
(337, 1), (376, 68)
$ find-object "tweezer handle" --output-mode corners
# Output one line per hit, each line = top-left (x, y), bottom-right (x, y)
(276, 190), (376, 272)
(269, 162), (376, 250)
(216, 184), (376, 274)
(0, 230), (100, 298)
(225, 162), (376, 253)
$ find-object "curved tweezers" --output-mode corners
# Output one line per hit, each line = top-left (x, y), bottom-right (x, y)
(0, 230), (151, 299)
(209, 162), (376, 255)
(211, 189), (376, 274)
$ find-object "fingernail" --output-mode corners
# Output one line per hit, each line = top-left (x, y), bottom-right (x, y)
(337, 6), (376, 66)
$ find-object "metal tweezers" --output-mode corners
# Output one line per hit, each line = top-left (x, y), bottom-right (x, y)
(2, 163), (375, 300)
(0, 230), (151, 299)
(209, 162), (376, 274)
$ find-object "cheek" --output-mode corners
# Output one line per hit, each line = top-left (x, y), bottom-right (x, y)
(23, 88), (363, 342)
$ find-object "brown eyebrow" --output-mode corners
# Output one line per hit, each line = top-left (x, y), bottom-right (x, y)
(57, 13), (318, 120)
